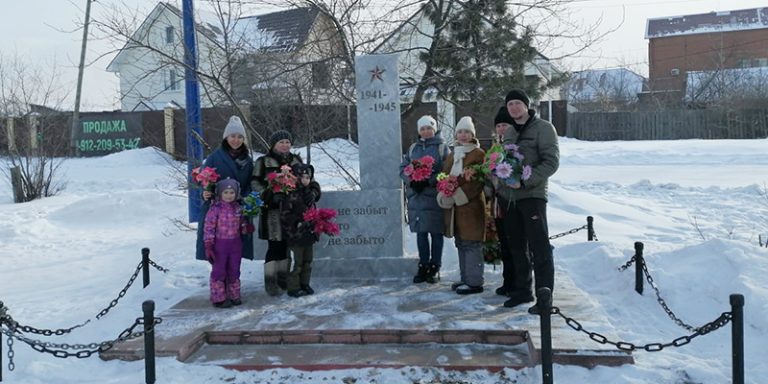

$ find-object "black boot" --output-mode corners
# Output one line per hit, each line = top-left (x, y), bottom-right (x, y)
(425, 263), (440, 284)
(412, 263), (428, 284)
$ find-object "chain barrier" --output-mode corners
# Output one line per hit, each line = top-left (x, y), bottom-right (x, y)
(147, 259), (170, 273)
(617, 255), (636, 272)
(549, 224), (588, 240)
(95, 261), (144, 320)
(0, 316), (162, 361)
(552, 306), (731, 352)
(640, 260), (701, 332)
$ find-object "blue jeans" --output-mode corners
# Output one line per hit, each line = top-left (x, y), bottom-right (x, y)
(416, 232), (444, 266)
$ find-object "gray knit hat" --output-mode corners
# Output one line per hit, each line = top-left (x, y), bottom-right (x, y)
(222, 116), (246, 139)
(269, 130), (293, 149)
(216, 178), (240, 200)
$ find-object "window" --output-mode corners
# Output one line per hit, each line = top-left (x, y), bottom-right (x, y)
(312, 62), (331, 89)
(166, 69), (179, 91)
(165, 26), (174, 44)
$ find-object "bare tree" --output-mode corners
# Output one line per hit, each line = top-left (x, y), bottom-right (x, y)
(0, 51), (70, 202)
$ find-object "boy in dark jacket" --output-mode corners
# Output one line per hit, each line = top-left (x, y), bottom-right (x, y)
(281, 163), (321, 297)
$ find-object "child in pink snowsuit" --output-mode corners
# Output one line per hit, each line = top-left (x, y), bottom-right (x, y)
(204, 178), (249, 308)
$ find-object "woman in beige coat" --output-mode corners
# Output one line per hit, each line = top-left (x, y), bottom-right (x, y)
(437, 116), (486, 294)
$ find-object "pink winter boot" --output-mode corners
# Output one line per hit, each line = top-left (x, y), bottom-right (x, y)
(227, 279), (242, 306)
(210, 279), (230, 308)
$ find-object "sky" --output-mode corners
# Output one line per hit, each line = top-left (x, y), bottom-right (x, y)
(0, 0), (766, 111)
(1, 137), (767, 383)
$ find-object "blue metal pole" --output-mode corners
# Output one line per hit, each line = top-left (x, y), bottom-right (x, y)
(182, 0), (204, 222)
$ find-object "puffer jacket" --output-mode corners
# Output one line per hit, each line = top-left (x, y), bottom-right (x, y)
(498, 110), (559, 203)
(204, 200), (243, 244)
(400, 135), (449, 234)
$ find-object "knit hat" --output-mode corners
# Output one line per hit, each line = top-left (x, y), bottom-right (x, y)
(493, 106), (515, 126)
(455, 116), (475, 136)
(216, 178), (240, 200)
(416, 115), (437, 132)
(222, 116), (247, 139)
(505, 89), (530, 107)
(291, 163), (314, 178)
(269, 130), (293, 149)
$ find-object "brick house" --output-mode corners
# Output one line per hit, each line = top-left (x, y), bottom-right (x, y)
(644, 7), (768, 104)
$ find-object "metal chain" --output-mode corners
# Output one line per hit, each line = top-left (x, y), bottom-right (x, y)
(552, 306), (731, 352)
(0, 317), (162, 359)
(147, 259), (170, 273)
(549, 225), (588, 240)
(640, 261), (700, 332)
(0, 301), (89, 337)
(617, 255), (636, 272)
(591, 229), (599, 241)
(2, 317), (16, 371)
(95, 261), (144, 319)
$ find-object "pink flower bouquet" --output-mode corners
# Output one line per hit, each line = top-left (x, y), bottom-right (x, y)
(303, 208), (341, 236)
(436, 172), (460, 197)
(191, 166), (220, 192)
(493, 144), (532, 186)
(267, 165), (298, 193)
(403, 155), (436, 182)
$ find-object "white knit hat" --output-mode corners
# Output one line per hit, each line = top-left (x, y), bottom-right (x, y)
(222, 116), (247, 139)
(416, 115), (437, 132)
(455, 116), (475, 136)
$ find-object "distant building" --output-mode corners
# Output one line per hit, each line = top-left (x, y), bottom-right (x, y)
(107, 2), (347, 111)
(563, 68), (646, 111)
(644, 7), (768, 104)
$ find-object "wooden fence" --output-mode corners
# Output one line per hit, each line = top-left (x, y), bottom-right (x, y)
(567, 108), (768, 140)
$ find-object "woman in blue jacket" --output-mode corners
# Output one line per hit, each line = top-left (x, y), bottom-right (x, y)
(195, 116), (254, 262)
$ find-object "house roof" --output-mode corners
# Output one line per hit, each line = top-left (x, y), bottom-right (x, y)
(646, 7), (768, 39)
(235, 7), (319, 52)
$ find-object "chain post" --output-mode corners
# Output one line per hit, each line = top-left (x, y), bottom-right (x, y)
(587, 216), (594, 241)
(536, 288), (553, 384)
(730, 294), (744, 384)
(142, 248), (150, 288)
(142, 300), (156, 384)
(634, 242), (644, 295)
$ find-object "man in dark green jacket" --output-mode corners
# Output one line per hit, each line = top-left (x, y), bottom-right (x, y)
(496, 89), (559, 313)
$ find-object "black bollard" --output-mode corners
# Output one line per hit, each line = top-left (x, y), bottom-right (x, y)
(587, 216), (594, 241)
(634, 242), (644, 295)
(730, 294), (744, 384)
(142, 248), (151, 288)
(143, 300), (156, 384)
(1, 301), (3, 382)
(536, 288), (553, 384)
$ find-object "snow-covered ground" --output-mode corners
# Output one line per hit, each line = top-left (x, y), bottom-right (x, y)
(1, 137), (766, 383)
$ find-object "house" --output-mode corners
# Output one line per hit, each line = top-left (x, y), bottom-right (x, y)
(373, 3), (564, 134)
(106, 2), (225, 111)
(106, 2), (348, 112)
(564, 68), (646, 111)
(645, 7), (768, 103)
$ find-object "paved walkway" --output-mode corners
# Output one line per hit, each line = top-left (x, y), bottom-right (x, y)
(101, 268), (632, 369)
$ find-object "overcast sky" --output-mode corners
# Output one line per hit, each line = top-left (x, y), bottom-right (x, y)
(1, 0), (765, 111)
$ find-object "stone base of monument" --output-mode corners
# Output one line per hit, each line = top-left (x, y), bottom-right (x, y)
(100, 272), (634, 370)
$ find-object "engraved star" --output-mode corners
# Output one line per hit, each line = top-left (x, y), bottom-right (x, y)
(369, 66), (386, 82)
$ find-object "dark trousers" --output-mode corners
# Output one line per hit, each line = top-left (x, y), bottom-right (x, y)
(495, 217), (519, 293)
(503, 198), (554, 294)
(416, 232), (444, 266)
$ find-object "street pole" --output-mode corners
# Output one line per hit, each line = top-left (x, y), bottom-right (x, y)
(71, 0), (93, 155)
(182, 0), (204, 222)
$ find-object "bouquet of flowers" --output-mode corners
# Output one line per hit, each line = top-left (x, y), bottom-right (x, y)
(492, 144), (532, 186)
(267, 165), (298, 193)
(242, 191), (264, 217)
(303, 208), (341, 236)
(191, 166), (220, 192)
(403, 155), (435, 182)
(436, 172), (459, 197)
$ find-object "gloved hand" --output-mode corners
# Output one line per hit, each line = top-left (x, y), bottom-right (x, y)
(410, 180), (428, 193)
(204, 241), (215, 264)
(436, 191), (455, 209)
(241, 222), (255, 234)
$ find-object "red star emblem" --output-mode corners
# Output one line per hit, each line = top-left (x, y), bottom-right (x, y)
(369, 66), (386, 82)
